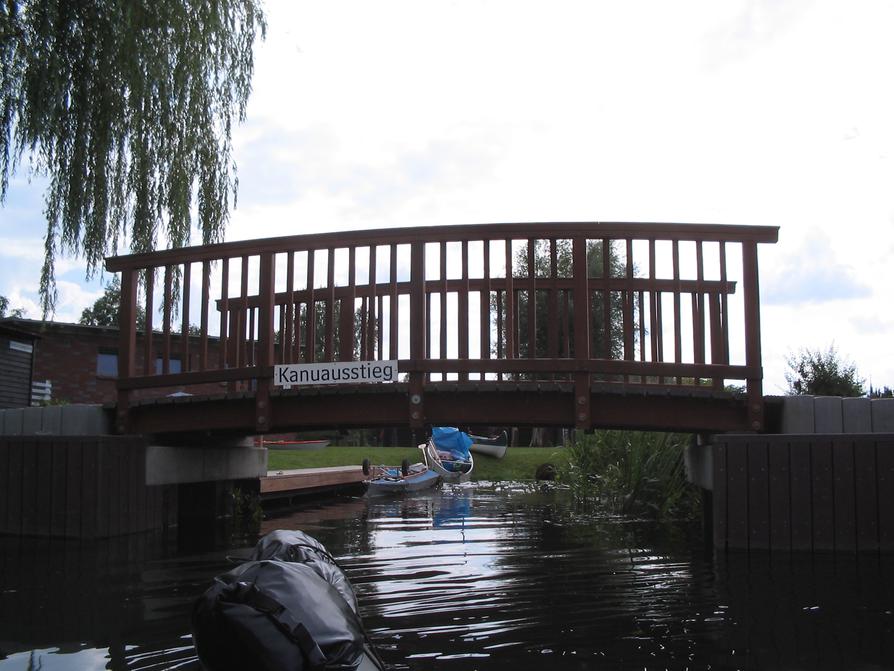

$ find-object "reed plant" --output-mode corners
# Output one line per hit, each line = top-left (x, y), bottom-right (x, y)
(559, 431), (699, 521)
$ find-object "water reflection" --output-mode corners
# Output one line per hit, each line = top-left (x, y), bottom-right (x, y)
(1, 484), (892, 670)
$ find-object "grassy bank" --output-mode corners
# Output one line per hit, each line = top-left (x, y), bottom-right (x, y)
(267, 445), (568, 481)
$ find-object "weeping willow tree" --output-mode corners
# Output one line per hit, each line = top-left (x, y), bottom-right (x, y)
(0, 0), (266, 315)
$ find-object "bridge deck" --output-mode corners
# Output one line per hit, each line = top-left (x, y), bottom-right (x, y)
(126, 381), (750, 437)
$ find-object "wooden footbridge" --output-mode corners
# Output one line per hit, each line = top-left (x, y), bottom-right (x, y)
(105, 222), (778, 438)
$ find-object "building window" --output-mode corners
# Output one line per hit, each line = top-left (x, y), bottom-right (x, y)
(96, 351), (118, 377)
(155, 357), (182, 374)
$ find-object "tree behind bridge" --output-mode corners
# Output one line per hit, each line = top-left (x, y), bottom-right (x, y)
(0, 0), (265, 315)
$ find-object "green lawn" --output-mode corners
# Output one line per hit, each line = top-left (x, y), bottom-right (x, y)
(267, 446), (569, 481)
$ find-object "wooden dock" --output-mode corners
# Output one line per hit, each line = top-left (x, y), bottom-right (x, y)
(260, 466), (366, 501)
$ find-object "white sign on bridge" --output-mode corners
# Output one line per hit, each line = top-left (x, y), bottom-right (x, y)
(273, 360), (398, 389)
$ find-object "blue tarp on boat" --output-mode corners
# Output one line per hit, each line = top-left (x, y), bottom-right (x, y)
(431, 427), (473, 460)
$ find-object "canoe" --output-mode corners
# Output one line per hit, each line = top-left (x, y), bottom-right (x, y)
(263, 439), (330, 450)
(362, 459), (441, 496)
(192, 529), (387, 671)
(469, 430), (508, 459)
(420, 439), (473, 483)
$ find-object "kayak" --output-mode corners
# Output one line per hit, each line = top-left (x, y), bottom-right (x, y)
(362, 459), (441, 496)
(192, 529), (388, 671)
(469, 430), (508, 459)
(420, 438), (473, 483)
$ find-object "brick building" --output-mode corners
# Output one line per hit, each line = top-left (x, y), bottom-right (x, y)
(0, 318), (225, 405)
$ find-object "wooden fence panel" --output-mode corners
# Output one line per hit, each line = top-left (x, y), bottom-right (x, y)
(877, 437), (894, 552)
(747, 439), (770, 550)
(714, 434), (894, 553)
(854, 440), (879, 552)
(0, 437), (164, 539)
(811, 439), (835, 551)
(832, 437), (856, 552)
(789, 439), (814, 551)
(767, 441), (791, 551)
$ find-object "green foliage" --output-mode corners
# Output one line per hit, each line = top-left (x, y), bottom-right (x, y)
(869, 385), (893, 398)
(0, 295), (26, 318)
(785, 345), (864, 397)
(79, 276), (123, 327)
(1, 0), (266, 315)
(559, 431), (699, 521)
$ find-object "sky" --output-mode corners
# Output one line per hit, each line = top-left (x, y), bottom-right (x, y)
(2, 0), (893, 394)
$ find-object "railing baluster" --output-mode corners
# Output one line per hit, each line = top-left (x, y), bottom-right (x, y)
(389, 243), (398, 360)
(693, 240), (705, 383)
(440, 242), (447, 362)
(505, 239), (514, 360)
(480, 240), (491, 369)
(284, 252), (294, 364)
(219, 258), (229, 371)
(143, 268), (154, 376)
(325, 248), (335, 361)
(672, 240), (681, 384)
(162, 265), (172, 375)
(305, 249), (316, 363)
(181, 262), (191, 372)
(649, 239), (660, 366)
(624, 238), (634, 383)
(199, 260), (210, 371)
(547, 239), (558, 361)
(719, 241), (730, 365)
(573, 236), (590, 428)
(367, 246), (377, 360)
(338, 247), (356, 361)
(239, 255), (249, 370)
(602, 238), (611, 361)
(527, 238), (536, 358)
(459, 240), (469, 381)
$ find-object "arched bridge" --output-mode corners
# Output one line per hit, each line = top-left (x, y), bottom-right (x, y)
(105, 222), (778, 438)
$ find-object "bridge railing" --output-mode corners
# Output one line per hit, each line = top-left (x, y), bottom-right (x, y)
(105, 222), (778, 432)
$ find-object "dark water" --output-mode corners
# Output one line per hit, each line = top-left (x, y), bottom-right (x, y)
(1, 483), (893, 670)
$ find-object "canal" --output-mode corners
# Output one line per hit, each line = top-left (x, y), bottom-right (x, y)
(1, 483), (893, 670)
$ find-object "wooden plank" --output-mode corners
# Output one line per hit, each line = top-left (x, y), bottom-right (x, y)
(50, 441), (67, 538)
(35, 441), (52, 536)
(65, 441), (83, 538)
(832, 437), (856, 553)
(143, 268), (154, 375)
(81, 439), (98, 539)
(128, 440), (140, 534)
(726, 439), (749, 550)
(811, 438), (834, 551)
(713, 439), (728, 550)
(94, 439), (109, 539)
(4, 440), (23, 535)
(789, 439), (813, 551)
(767, 439), (791, 552)
(747, 439), (770, 550)
(854, 438), (879, 552)
(108, 440), (122, 538)
(876, 436), (894, 552)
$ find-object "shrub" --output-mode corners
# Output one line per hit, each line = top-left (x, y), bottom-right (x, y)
(560, 431), (699, 521)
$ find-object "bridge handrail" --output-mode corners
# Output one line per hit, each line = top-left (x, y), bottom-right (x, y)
(105, 221), (778, 433)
